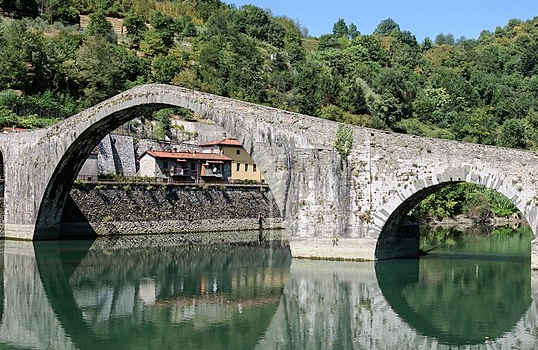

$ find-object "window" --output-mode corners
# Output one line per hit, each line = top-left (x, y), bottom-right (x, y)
(191, 163), (196, 171)
(163, 161), (168, 169)
(236, 163), (240, 172)
(253, 164), (257, 172)
(236, 149), (241, 155)
(245, 164), (249, 172)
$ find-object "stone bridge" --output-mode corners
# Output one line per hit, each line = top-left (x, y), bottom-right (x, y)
(0, 84), (537, 265)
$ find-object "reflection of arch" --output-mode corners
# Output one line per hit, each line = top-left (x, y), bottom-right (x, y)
(375, 258), (531, 345)
(376, 167), (536, 259)
(34, 242), (289, 350)
(34, 85), (297, 239)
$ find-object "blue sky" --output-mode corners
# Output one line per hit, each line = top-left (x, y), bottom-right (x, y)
(230, 0), (538, 41)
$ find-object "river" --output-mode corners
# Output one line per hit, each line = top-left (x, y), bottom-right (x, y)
(0, 226), (536, 349)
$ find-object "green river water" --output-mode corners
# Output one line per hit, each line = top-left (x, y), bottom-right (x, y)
(0, 226), (536, 349)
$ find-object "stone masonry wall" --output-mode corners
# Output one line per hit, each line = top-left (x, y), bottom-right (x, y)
(98, 135), (136, 176)
(63, 183), (282, 236)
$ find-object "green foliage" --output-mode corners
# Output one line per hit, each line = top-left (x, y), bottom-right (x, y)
(75, 36), (123, 106)
(0, 0), (39, 18)
(412, 183), (520, 221)
(41, 0), (80, 25)
(497, 118), (528, 149)
(86, 11), (117, 42)
(335, 124), (353, 160)
(450, 107), (498, 145)
(153, 54), (183, 84)
(151, 108), (173, 139)
(233, 5), (285, 47)
(0, 0), (538, 152)
(374, 18), (400, 35)
(149, 11), (176, 48)
(123, 12), (147, 48)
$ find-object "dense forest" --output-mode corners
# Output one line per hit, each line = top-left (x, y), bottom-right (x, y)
(1, 0), (536, 220)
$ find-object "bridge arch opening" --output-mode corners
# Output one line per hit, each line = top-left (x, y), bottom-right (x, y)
(34, 86), (284, 239)
(375, 179), (533, 260)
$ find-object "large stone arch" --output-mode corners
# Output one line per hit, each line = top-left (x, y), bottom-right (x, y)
(29, 84), (331, 239)
(375, 166), (537, 259)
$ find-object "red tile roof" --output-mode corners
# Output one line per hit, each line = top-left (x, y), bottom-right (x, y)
(146, 151), (232, 161)
(200, 138), (243, 147)
(2, 127), (29, 133)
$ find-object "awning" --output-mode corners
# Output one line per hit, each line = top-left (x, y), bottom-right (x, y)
(206, 160), (224, 164)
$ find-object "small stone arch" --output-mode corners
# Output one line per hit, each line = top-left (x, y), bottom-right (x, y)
(375, 167), (537, 259)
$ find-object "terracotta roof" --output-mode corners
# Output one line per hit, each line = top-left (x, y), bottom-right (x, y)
(200, 138), (242, 147)
(2, 127), (29, 134)
(146, 151), (232, 161)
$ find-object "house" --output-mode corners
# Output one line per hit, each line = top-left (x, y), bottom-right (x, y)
(139, 150), (232, 183)
(200, 138), (264, 183)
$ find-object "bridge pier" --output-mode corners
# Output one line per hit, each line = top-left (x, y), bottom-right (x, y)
(3, 224), (36, 240)
(289, 238), (377, 261)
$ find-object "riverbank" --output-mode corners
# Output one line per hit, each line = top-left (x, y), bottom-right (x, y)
(422, 214), (527, 231)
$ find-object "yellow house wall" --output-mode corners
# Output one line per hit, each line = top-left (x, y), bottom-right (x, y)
(221, 146), (264, 182)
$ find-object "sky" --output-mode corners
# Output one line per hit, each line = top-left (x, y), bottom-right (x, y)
(229, 0), (538, 41)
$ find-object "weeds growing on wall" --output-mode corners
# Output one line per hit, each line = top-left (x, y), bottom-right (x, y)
(335, 124), (353, 160)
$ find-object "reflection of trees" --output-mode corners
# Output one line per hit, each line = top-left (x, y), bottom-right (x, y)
(376, 256), (531, 345)
(35, 242), (291, 350)
(421, 225), (533, 257)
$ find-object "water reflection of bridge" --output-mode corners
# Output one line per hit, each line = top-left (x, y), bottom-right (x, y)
(1, 241), (538, 349)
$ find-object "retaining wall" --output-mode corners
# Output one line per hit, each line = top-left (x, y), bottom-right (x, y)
(62, 183), (283, 237)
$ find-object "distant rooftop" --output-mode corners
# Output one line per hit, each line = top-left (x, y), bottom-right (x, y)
(2, 127), (29, 134)
(200, 138), (242, 147)
(146, 150), (232, 161)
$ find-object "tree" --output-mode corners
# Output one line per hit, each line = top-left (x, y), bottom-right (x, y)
(374, 18), (400, 35)
(348, 23), (359, 39)
(123, 12), (147, 49)
(87, 11), (117, 43)
(233, 5), (285, 47)
(497, 118), (528, 149)
(450, 107), (498, 145)
(0, 0), (38, 18)
(434, 33), (455, 45)
(75, 37), (123, 106)
(332, 18), (348, 37)
(150, 11), (176, 48)
(153, 54), (182, 84)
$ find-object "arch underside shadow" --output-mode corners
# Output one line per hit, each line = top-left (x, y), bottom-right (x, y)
(35, 104), (168, 239)
(376, 183), (459, 259)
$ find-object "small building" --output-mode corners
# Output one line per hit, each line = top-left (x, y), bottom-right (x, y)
(139, 150), (232, 183)
(200, 138), (264, 183)
(78, 150), (98, 180)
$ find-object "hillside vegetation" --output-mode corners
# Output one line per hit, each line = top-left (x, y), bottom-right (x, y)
(1, 0), (536, 219)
